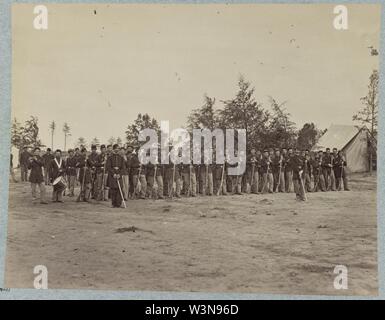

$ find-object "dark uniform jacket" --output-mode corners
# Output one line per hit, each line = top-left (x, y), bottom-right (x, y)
(66, 156), (78, 176)
(49, 157), (66, 182)
(20, 150), (31, 167)
(88, 152), (99, 173)
(260, 157), (272, 174)
(128, 153), (141, 175)
(106, 152), (126, 189)
(322, 154), (333, 169)
(96, 153), (108, 174)
(77, 154), (92, 184)
(28, 156), (44, 183)
(42, 153), (54, 169)
(311, 157), (322, 176)
(284, 154), (293, 172)
(246, 154), (257, 175)
(271, 155), (283, 173)
(291, 155), (303, 180)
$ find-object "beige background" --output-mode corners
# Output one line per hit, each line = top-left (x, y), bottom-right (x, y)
(12, 3), (380, 149)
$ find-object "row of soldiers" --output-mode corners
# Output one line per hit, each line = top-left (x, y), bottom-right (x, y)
(18, 143), (349, 207)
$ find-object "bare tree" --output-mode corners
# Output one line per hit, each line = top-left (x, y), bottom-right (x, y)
(353, 70), (378, 135)
(63, 122), (71, 151)
(353, 69), (378, 173)
(49, 121), (56, 150)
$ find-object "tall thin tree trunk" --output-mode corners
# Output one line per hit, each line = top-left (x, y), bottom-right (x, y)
(51, 131), (53, 150)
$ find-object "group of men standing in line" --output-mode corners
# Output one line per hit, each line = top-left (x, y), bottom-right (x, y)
(14, 143), (349, 207)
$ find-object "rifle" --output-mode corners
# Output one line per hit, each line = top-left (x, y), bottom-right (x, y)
(153, 164), (158, 199)
(169, 163), (176, 199)
(76, 154), (88, 202)
(338, 156), (345, 191)
(205, 164), (209, 195)
(274, 155), (283, 193)
(313, 156), (322, 192)
(101, 154), (106, 200)
(135, 165), (142, 198)
(217, 162), (225, 196)
(249, 157), (255, 194)
(261, 156), (271, 193)
(188, 163), (193, 197)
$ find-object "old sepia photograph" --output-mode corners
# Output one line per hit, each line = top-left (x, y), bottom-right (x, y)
(4, 3), (380, 296)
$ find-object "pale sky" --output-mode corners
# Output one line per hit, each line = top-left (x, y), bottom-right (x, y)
(12, 3), (380, 150)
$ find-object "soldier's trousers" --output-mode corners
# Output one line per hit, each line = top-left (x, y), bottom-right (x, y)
(284, 170), (293, 193)
(31, 182), (46, 201)
(79, 182), (92, 200)
(244, 170), (259, 194)
(96, 173), (108, 200)
(44, 167), (50, 185)
(132, 174), (147, 198)
(67, 175), (76, 196)
(121, 174), (129, 200)
(273, 171), (285, 192)
(147, 175), (164, 199)
(261, 173), (274, 193)
(167, 177), (181, 197)
(10, 166), (17, 182)
(323, 168), (336, 191)
(303, 173), (312, 192)
(110, 187), (122, 207)
(334, 168), (349, 190)
(293, 178), (306, 201)
(20, 165), (28, 182)
(229, 175), (242, 194)
(313, 173), (326, 192)
(214, 175), (227, 195)
(199, 171), (213, 196)
(182, 172), (197, 196)
(52, 186), (63, 202)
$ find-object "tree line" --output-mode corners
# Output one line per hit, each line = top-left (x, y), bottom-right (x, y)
(10, 71), (378, 153)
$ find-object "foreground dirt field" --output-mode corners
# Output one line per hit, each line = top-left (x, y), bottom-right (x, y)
(4, 173), (377, 296)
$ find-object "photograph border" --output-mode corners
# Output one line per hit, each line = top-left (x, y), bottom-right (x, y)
(0, 0), (383, 300)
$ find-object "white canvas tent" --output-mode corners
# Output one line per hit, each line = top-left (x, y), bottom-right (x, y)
(313, 124), (371, 173)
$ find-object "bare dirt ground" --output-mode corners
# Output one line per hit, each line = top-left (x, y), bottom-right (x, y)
(4, 172), (377, 296)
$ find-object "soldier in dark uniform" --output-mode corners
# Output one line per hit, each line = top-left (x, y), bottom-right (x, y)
(88, 145), (99, 199)
(28, 147), (47, 204)
(129, 148), (146, 199)
(292, 149), (306, 201)
(165, 156), (182, 199)
(199, 160), (214, 196)
(244, 149), (255, 194)
(119, 147), (129, 200)
(65, 149), (77, 197)
(106, 144), (126, 208)
(213, 156), (225, 196)
(181, 157), (197, 197)
(96, 145), (108, 201)
(77, 148), (92, 202)
(126, 145), (135, 199)
(284, 148), (294, 193)
(261, 149), (273, 193)
(49, 149), (66, 202)
(322, 148), (336, 191)
(19, 146), (31, 182)
(312, 151), (326, 192)
(74, 148), (81, 185)
(334, 150), (350, 191)
(302, 153), (312, 192)
(272, 149), (284, 192)
(42, 148), (54, 185)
